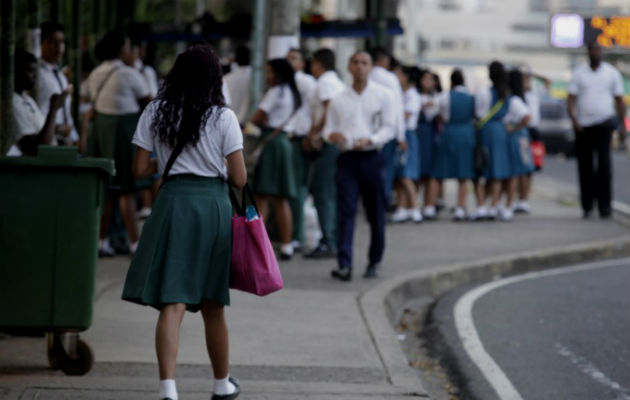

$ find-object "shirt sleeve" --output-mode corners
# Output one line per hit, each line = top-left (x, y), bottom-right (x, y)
(131, 103), (155, 151)
(475, 89), (491, 119)
(322, 97), (341, 142)
(127, 68), (151, 100)
(507, 97), (531, 123)
(317, 78), (337, 102)
(221, 109), (244, 157)
(258, 86), (279, 114)
(371, 88), (396, 146)
(567, 68), (579, 96)
(438, 92), (449, 121)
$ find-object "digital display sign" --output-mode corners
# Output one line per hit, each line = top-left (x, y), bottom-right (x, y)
(551, 14), (630, 49)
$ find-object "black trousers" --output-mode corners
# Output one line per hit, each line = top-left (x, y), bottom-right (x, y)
(575, 120), (615, 215)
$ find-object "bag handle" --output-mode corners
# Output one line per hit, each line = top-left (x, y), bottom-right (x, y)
(92, 66), (120, 108)
(229, 183), (259, 217)
(475, 99), (504, 130)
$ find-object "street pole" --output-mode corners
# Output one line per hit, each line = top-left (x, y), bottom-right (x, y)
(375, 0), (386, 48)
(0, 0), (15, 155)
(70, 0), (81, 129)
(248, 0), (267, 119)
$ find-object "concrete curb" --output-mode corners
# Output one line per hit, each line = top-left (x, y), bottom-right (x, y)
(359, 237), (630, 397)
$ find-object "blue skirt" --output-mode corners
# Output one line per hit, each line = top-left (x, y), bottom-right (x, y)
(508, 128), (535, 176)
(395, 129), (421, 180)
(481, 121), (512, 180)
(431, 122), (476, 179)
(418, 122), (435, 178)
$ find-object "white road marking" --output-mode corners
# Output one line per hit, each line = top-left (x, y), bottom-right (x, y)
(555, 343), (630, 400)
(453, 258), (628, 400)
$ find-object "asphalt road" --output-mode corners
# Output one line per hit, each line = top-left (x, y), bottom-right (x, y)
(541, 152), (630, 206)
(432, 259), (630, 400)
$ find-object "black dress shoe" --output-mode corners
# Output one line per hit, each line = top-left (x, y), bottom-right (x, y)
(211, 376), (241, 400)
(600, 209), (612, 219)
(279, 252), (293, 261)
(583, 210), (593, 219)
(304, 243), (336, 259)
(363, 264), (380, 279)
(331, 267), (352, 281)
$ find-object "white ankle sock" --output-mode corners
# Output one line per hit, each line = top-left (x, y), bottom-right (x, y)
(280, 243), (294, 255)
(214, 375), (236, 395)
(159, 379), (177, 400)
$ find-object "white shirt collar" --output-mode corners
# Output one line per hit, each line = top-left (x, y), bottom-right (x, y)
(453, 85), (467, 93)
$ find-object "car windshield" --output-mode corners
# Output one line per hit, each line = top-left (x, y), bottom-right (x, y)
(540, 99), (569, 120)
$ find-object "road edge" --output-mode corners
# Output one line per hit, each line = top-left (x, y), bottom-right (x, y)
(359, 236), (630, 397)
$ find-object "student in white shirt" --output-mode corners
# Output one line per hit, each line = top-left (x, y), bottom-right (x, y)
(369, 48), (407, 206)
(303, 48), (347, 259)
(390, 65), (422, 223)
(223, 46), (252, 125)
(567, 42), (627, 219)
(418, 69), (442, 219)
(122, 45), (245, 400)
(87, 30), (151, 257)
(7, 49), (70, 156)
(286, 48), (317, 251)
(249, 58), (302, 260)
(36, 21), (78, 146)
(325, 51), (395, 281)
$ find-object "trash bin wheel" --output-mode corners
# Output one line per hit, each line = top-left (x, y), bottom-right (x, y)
(46, 332), (65, 370)
(60, 339), (94, 376)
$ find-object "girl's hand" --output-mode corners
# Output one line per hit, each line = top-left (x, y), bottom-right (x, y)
(505, 123), (515, 133)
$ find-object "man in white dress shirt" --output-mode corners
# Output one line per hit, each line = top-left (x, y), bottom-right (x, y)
(324, 51), (395, 281)
(223, 46), (252, 125)
(369, 47), (407, 204)
(567, 42), (627, 219)
(36, 21), (78, 145)
(286, 48), (317, 251)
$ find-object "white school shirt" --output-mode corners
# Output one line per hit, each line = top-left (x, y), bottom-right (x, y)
(258, 84), (296, 129)
(524, 90), (541, 128)
(323, 81), (395, 150)
(36, 60), (78, 142)
(567, 62), (624, 127)
(502, 96), (531, 125)
(132, 102), (243, 178)
(223, 65), (252, 125)
(420, 92), (441, 122)
(312, 70), (346, 129)
(291, 70), (317, 137)
(87, 59), (150, 115)
(369, 66), (406, 142)
(438, 86), (470, 122)
(134, 59), (159, 98)
(8, 92), (54, 156)
(403, 87), (421, 129)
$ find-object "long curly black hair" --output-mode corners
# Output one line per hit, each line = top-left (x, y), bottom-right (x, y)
(152, 45), (225, 149)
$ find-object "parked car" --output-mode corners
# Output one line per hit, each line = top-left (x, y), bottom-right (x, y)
(538, 96), (575, 157)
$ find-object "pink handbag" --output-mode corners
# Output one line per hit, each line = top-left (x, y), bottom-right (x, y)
(229, 184), (283, 296)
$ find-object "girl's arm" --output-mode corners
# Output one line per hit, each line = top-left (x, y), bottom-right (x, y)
(133, 147), (157, 178)
(226, 150), (247, 188)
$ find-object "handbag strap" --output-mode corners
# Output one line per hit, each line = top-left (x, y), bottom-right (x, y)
(92, 66), (120, 108)
(475, 99), (504, 130)
(229, 183), (259, 217)
(257, 108), (298, 148)
(160, 138), (187, 184)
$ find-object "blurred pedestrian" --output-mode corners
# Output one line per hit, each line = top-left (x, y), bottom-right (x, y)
(122, 45), (245, 400)
(503, 69), (533, 220)
(286, 48), (316, 252)
(249, 58), (301, 260)
(36, 21), (78, 146)
(87, 30), (151, 256)
(304, 49), (346, 259)
(418, 69), (441, 219)
(567, 42), (627, 219)
(223, 46), (252, 126)
(426, 69), (476, 221)
(7, 49), (69, 156)
(325, 51), (395, 281)
(391, 65), (422, 223)
(369, 47), (407, 207)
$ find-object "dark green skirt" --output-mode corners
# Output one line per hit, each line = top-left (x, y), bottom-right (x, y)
(122, 175), (233, 311)
(91, 112), (139, 193)
(253, 128), (297, 199)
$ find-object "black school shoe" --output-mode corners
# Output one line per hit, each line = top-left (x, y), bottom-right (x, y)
(304, 243), (336, 259)
(331, 266), (352, 281)
(211, 376), (241, 400)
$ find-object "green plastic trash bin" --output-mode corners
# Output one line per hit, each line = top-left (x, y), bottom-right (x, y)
(0, 146), (114, 375)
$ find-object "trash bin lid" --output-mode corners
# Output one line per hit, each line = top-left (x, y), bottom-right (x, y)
(0, 146), (115, 176)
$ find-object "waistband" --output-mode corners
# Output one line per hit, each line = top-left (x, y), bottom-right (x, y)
(163, 174), (226, 185)
(339, 150), (379, 157)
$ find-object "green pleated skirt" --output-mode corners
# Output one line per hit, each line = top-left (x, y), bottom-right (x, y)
(253, 128), (297, 199)
(91, 112), (140, 193)
(122, 175), (233, 311)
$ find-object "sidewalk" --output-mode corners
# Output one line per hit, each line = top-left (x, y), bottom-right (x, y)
(1, 182), (629, 399)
